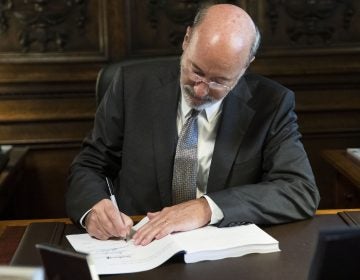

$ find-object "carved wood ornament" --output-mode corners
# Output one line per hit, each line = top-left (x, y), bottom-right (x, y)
(147, 0), (239, 47)
(0, 0), (88, 52)
(267, 0), (355, 45)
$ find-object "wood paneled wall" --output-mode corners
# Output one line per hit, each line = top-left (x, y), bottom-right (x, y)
(0, 0), (359, 218)
(0, 0), (125, 218)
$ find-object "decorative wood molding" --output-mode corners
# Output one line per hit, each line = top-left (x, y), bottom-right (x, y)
(0, 120), (93, 145)
(0, 0), (12, 35)
(0, 95), (95, 145)
(147, 0), (199, 47)
(0, 0), (108, 63)
(125, 0), (244, 56)
(254, 0), (360, 58)
(267, 0), (355, 45)
(1, 0), (88, 52)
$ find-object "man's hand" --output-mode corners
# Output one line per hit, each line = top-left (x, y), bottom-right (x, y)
(85, 198), (133, 240)
(133, 198), (211, 246)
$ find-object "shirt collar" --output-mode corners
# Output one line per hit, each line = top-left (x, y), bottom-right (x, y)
(180, 92), (223, 123)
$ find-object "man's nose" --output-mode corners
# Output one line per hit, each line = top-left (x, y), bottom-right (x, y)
(193, 82), (209, 98)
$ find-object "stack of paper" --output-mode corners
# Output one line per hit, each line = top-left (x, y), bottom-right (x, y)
(66, 218), (280, 275)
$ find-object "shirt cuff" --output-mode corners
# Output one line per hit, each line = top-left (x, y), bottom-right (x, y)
(203, 195), (224, 225)
(79, 209), (92, 228)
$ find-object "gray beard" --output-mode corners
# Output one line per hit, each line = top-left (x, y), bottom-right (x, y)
(181, 84), (218, 111)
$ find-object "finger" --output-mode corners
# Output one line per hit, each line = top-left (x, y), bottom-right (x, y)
(134, 200), (210, 245)
(133, 224), (159, 245)
(104, 205), (129, 238)
(134, 213), (165, 236)
(95, 201), (122, 237)
(154, 220), (172, 240)
(92, 199), (130, 238)
(144, 219), (173, 244)
(133, 208), (173, 244)
(85, 211), (110, 240)
(120, 212), (134, 236)
(85, 199), (131, 239)
(147, 211), (160, 220)
(89, 224), (108, 240)
(134, 217), (172, 245)
(96, 199), (134, 239)
(94, 206), (118, 238)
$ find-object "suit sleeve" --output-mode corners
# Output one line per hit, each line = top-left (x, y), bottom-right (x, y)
(65, 68), (125, 225)
(208, 90), (320, 226)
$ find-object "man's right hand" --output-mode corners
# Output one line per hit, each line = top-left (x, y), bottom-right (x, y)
(84, 198), (133, 240)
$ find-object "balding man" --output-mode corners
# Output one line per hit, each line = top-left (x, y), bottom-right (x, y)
(66, 4), (320, 246)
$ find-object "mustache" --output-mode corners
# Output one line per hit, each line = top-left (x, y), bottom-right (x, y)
(183, 85), (214, 102)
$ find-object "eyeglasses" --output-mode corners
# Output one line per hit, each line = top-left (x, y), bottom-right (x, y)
(182, 66), (231, 92)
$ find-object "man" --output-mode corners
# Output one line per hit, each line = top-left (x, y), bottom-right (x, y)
(66, 4), (320, 246)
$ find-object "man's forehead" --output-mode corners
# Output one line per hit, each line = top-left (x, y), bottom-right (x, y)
(184, 40), (244, 79)
(189, 27), (248, 61)
(186, 57), (236, 80)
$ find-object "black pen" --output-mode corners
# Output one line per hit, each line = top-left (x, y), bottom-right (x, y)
(105, 177), (135, 241)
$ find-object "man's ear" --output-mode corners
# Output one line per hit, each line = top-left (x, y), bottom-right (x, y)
(182, 26), (192, 51)
(245, 56), (255, 68)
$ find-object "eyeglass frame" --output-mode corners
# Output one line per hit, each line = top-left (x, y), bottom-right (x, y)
(181, 64), (232, 92)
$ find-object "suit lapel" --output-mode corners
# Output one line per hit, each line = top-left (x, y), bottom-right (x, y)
(151, 72), (255, 202)
(207, 77), (255, 193)
(152, 78), (180, 207)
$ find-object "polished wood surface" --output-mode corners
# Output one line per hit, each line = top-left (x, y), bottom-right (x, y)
(0, 216), (144, 237)
(0, 211), (356, 264)
(323, 150), (360, 208)
(0, 216), (144, 266)
(322, 149), (360, 187)
(1, 213), (356, 279)
(316, 208), (360, 215)
(0, 218), (71, 237)
(0, 211), (356, 237)
(0, 211), (348, 235)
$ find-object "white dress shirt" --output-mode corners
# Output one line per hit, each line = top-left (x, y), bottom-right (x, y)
(80, 92), (225, 227)
(177, 93), (225, 224)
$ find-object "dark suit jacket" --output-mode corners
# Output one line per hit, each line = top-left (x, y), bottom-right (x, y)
(66, 59), (320, 227)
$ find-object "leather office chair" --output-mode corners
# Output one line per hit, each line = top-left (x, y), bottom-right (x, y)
(95, 56), (179, 106)
(0, 152), (9, 172)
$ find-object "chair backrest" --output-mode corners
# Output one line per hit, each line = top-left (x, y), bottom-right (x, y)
(95, 56), (179, 106)
(0, 151), (9, 172)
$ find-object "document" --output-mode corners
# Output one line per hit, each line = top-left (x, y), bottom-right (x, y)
(347, 148), (360, 161)
(0, 266), (44, 280)
(66, 217), (280, 275)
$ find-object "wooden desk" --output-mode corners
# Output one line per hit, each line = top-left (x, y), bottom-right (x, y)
(0, 218), (72, 237)
(0, 211), (357, 280)
(0, 216), (143, 266)
(0, 216), (144, 237)
(0, 147), (28, 219)
(322, 149), (360, 208)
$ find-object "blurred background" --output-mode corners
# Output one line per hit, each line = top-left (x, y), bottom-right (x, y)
(0, 0), (359, 219)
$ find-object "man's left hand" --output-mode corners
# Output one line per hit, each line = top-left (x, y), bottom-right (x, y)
(132, 198), (211, 246)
